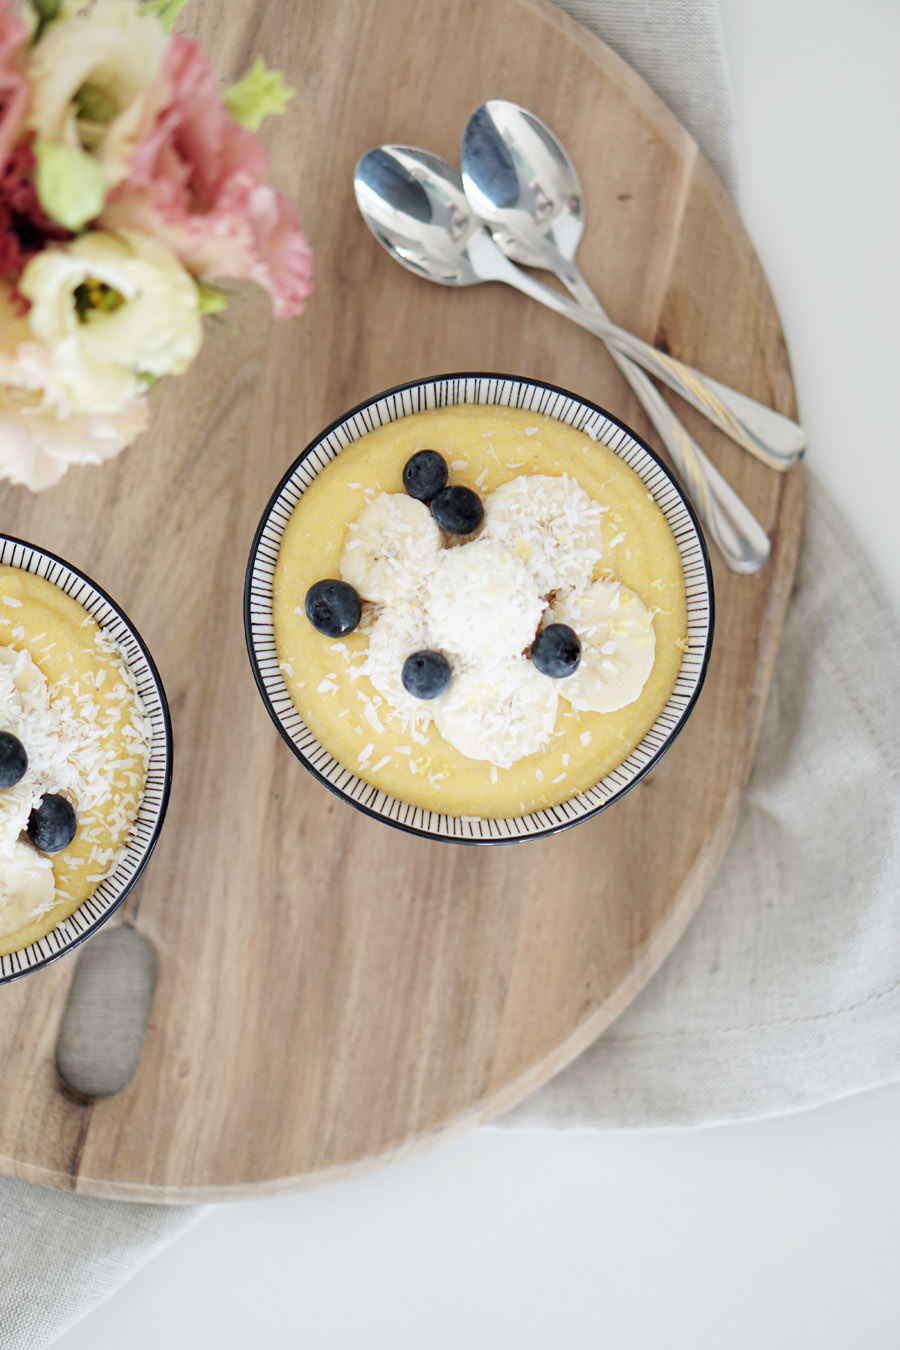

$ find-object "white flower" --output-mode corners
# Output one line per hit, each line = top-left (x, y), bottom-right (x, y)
(0, 281), (148, 491)
(19, 228), (203, 414)
(27, 0), (168, 190)
(0, 392), (149, 491)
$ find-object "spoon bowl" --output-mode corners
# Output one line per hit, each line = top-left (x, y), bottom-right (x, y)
(461, 101), (586, 273)
(354, 146), (483, 287)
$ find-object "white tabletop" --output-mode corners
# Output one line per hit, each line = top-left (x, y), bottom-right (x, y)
(53, 0), (900, 1345)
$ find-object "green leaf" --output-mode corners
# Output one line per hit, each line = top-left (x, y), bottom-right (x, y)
(196, 281), (230, 315)
(224, 56), (295, 132)
(34, 140), (106, 231)
(30, 0), (61, 41)
(141, 0), (191, 33)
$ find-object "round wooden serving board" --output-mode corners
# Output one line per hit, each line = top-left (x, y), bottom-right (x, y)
(0, 0), (801, 1200)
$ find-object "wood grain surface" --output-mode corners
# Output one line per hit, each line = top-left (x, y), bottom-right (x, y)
(0, 0), (802, 1200)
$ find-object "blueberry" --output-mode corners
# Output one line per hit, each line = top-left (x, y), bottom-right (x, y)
(403, 449), (448, 502)
(430, 485), (484, 535)
(304, 579), (362, 637)
(0, 731), (27, 788)
(401, 650), (452, 699)
(531, 624), (582, 678)
(27, 793), (77, 853)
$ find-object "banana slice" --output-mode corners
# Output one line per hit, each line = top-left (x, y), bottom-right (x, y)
(0, 839), (56, 937)
(0, 644), (47, 710)
(482, 474), (607, 596)
(340, 492), (442, 606)
(0, 777), (30, 853)
(550, 580), (656, 713)
(433, 657), (558, 769)
(424, 537), (545, 665)
(362, 599), (438, 729)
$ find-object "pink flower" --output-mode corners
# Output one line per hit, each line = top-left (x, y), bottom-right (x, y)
(103, 34), (312, 318)
(0, 0), (28, 177)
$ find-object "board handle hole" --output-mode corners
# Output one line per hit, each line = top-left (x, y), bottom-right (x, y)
(55, 925), (158, 1100)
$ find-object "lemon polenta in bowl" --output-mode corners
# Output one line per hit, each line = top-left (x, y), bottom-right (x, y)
(245, 374), (713, 843)
(0, 537), (171, 981)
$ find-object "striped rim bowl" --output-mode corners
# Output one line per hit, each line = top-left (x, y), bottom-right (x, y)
(0, 536), (172, 983)
(244, 373), (714, 845)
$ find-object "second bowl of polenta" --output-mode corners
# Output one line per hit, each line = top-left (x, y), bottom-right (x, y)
(244, 374), (713, 843)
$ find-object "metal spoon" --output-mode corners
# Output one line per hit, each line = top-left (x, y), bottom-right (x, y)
(461, 99), (805, 473)
(354, 145), (770, 572)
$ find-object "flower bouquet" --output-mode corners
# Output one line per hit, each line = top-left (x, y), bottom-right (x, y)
(0, 0), (312, 490)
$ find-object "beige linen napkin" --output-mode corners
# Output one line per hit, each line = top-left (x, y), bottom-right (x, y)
(0, 1184), (208, 1350)
(3, 3), (898, 1347)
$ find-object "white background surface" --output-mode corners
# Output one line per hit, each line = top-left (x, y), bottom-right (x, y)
(52, 1), (900, 1346)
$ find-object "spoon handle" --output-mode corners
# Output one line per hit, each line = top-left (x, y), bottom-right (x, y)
(606, 347), (770, 572)
(597, 324), (805, 472)
(468, 232), (803, 471)
(559, 262), (804, 471)
(561, 269), (769, 570)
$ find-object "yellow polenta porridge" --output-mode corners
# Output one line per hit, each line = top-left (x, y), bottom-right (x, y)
(0, 566), (151, 956)
(273, 404), (688, 819)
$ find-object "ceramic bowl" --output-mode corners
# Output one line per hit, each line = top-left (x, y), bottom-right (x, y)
(0, 536), (172, 983)
(244, 373), (713, 843)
